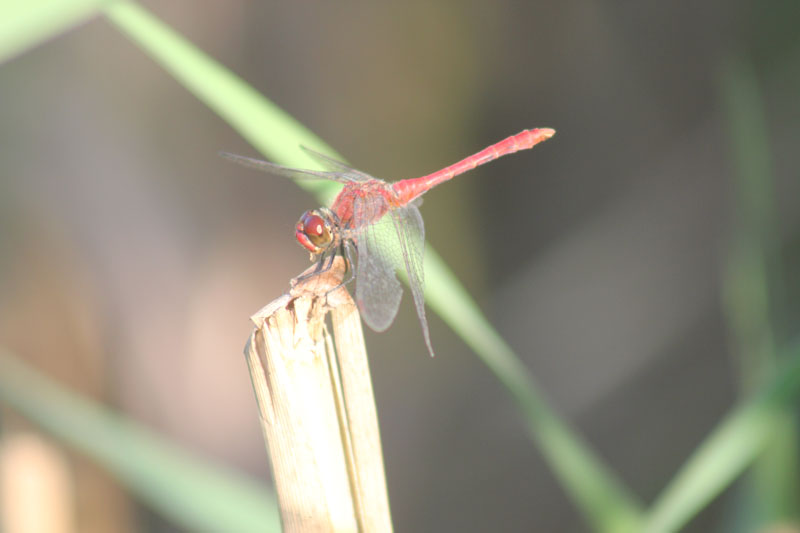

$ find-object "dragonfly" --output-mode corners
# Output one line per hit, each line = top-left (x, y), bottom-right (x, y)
(223, 128), (555, 357)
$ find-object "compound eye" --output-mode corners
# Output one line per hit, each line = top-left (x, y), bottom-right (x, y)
(297, 210), (333, 251)
(302, 213), (327, 237)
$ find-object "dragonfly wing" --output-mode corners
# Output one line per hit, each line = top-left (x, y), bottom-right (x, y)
(391, 203), (433, 356)
(352, 195), (402, 332)
(220, 152), (353, 183)
(300, 146), (374, 182)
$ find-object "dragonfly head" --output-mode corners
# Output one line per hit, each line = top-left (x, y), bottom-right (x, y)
(295, 208), (337, 256)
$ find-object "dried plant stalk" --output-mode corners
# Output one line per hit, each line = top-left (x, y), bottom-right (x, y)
(244, 257), (392, 532)
(0, 433), (74, 533)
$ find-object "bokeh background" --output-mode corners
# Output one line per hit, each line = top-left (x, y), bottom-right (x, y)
(1, 1), (799, 531)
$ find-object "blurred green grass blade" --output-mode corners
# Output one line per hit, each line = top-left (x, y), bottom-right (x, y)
(721, 55), (799, 523)
(101, 2), (644, 529)
(722, 58), (775, 245)
(722, 55), (779, 392)
(0, 349), (281, 533)
(0, 0), (105, 64)
(643, 340), (800, 533)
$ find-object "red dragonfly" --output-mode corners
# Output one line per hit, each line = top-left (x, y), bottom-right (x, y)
(223, 128), (555, 356)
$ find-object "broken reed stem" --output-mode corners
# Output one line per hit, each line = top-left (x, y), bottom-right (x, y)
(244, 257), (392, 533)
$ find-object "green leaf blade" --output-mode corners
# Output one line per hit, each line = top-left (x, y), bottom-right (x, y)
(0, 350), (281, 533)
(0, 0), (106, 64)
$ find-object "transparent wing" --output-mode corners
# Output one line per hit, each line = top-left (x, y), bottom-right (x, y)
(352, 195), (402, 332)
(390, 202), (432, 356)
(300, 146), (374, 182)
(220, 151), (368, 184)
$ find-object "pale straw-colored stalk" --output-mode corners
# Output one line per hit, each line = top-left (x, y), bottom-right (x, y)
(244, 257), (392, 532)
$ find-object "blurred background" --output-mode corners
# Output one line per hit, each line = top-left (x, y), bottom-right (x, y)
(1, 1), (799, 531)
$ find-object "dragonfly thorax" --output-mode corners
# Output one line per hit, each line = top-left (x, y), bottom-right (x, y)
(295, 208), (338, 256)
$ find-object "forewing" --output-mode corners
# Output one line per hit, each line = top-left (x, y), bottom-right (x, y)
(391, 203), (433, 356)
(352, 195), (402, 331)
(220, 151), (353, 183)
(300, 146), (374, 182)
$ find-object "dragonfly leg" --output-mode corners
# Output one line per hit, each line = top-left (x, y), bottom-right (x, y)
(321, 240), (356, 295)
(293, 241), (355, 296)
(294, 253), (333, 284)
(339, 241), (357, 286)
